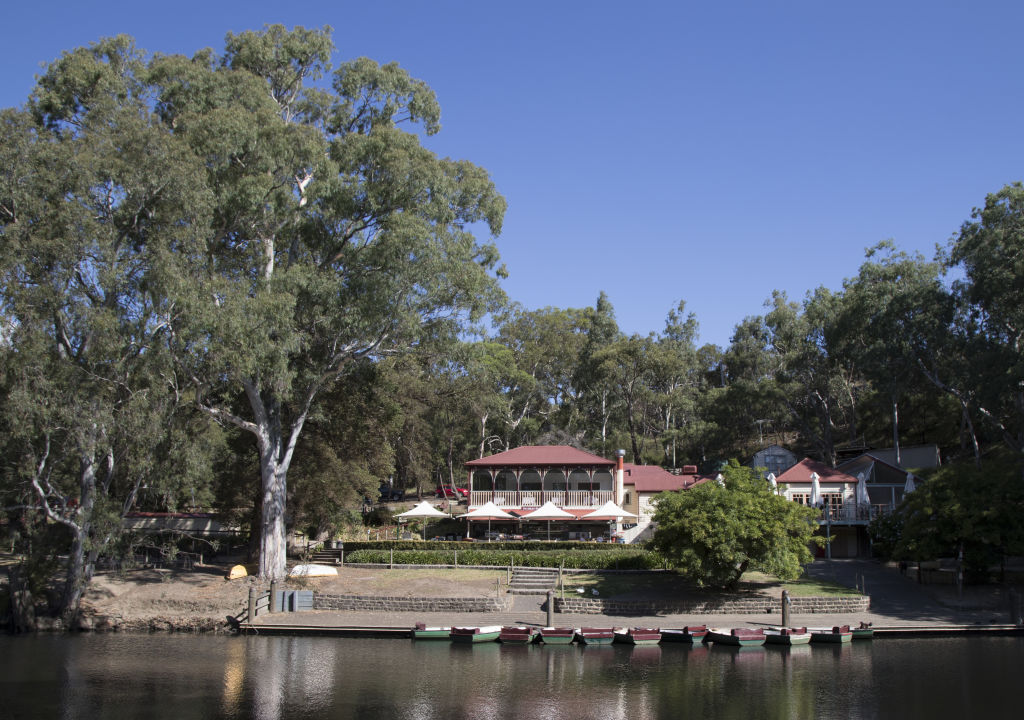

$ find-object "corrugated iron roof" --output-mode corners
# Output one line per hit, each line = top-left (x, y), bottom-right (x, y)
(624, 463), (710, 492)
(775, 458), (858, 484)
(465, 445), (616, 468)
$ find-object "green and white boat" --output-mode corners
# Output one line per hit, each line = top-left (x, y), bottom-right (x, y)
(706, 628), (767, 647)
(450, 625), (502, 643)
(764, 627), (811, 646)
(412, 623), (451, 640)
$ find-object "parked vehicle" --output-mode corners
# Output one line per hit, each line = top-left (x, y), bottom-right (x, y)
(435, 484), (469, 499)
(378, 484), (405, 501)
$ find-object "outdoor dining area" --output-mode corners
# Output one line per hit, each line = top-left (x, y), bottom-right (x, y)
(394, 499), (637, 542)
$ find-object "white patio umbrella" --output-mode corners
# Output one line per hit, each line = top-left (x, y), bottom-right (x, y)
(394, 501), (450, 540)
(520, 501), (576, 541)
(459, 501), (516, 540)
(809, 472), (822, 507)
(583, 500), (638, 542)
(856, 472), (870, 505)
(904, 472), (917, 494)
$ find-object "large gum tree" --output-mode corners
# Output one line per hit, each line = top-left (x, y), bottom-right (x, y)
(7, 26), (506, 580)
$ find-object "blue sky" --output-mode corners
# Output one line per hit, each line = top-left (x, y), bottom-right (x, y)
(4, 1), (1023, 348)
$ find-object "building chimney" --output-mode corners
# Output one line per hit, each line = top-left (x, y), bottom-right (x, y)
(615, 449), (625, 506)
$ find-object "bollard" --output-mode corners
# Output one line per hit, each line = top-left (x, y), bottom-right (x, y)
(270, 580), (279, 613)
(248, 587), (257, 623)
(546, 589), (554, 627)
(781, 589), (791, 628)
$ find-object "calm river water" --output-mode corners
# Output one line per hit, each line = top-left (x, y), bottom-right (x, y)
(2, 634), (1021, 719)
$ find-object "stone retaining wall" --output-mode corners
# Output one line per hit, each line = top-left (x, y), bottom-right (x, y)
(314, 594), (510, 613)
(555, 594), (870, 615)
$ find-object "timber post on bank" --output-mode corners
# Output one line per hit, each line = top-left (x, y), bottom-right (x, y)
(546, 590), (554, 626)
(781, 589), (791, 627)
(270, 581), (279, 613)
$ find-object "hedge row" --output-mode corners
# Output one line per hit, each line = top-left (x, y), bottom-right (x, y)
(343, 548), (664, 570)
(339, 540), (643, 553)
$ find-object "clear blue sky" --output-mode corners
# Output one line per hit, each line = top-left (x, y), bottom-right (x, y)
(4, 1), (1023, 348)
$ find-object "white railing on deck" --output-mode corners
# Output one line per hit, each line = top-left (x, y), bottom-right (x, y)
(470, 490), (613, 509)
(817, 502), (897, 523)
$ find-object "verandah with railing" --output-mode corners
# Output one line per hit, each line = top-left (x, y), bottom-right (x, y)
(469, 490), (614, 509)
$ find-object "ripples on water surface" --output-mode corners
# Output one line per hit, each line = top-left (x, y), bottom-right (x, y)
(1, 634), (1021, 719)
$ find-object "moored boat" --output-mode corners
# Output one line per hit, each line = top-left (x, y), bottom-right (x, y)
(661, 625), (709, 643)
(852, 622), (874, 640)
(450, 625), (502, 643)
(499, 626), (538, 644)
(538, 627), (577, 645)
(413, 623), (451, 640)
(576, 627), (616, 645)
(764, 627), (811, 646)
(809, 625), (853, 644)
(614, 627), (662, 645)
(706, 627), (767, 647)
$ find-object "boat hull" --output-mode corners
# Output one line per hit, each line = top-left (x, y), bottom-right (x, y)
(499, 627), (538, 644)
(413, 629), (451, 640)
(809, 628), (852, 644)
(577, 628), (616, 645)
(539, 628), (577, 645)
(852, 628), (874, 640)
(661, 626), (709, 643)
(451, 626), (502, 643)
(764, 630), (811, 646)
(707, 629), (766, 647)
(614, 628), (662, 645)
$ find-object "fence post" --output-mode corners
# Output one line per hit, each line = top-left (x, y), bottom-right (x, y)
(390, 547), (394, 570)
(454, 549), (458, 567)
(247, 587), (257, 623)
(270, 581), (279, 613)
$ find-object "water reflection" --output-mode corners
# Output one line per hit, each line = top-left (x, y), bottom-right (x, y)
(0, 635), (1021, 719)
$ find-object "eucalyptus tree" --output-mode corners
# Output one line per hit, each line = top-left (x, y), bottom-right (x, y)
(650, 301), (704, 467)
(571, 292), (622, 454)
(0, 49), (220, 621)
(4, 26), (506, 580)
(831, 242), (943, 462)
(946, 183), (1024, 459)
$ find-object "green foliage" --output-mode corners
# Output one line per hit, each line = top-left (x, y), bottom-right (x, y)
(893, 452), (1024, 579)
(650, 460), (821, 589)
(343, 545), (661, 570)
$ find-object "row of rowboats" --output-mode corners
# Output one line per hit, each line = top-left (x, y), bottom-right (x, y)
(414, 622), (873, 646)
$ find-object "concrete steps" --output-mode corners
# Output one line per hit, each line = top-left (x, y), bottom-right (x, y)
(508, 567), (558, 595)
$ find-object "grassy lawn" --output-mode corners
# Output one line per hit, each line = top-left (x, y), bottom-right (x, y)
(557, 569), (859, 600)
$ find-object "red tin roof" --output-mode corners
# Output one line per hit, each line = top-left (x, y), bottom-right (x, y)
(774, 458), (858, 485)
(624, 464), (710, 492)
(465, 446), (616, 468)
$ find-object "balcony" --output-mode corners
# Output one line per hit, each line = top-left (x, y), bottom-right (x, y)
(469, 490), (613, 510)
(817, 502), (897, 525)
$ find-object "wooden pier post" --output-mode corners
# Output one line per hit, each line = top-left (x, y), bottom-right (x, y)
(546, 589), (554, 627)
(781, 589), (791, 628)
(270, 581), (279, 613)
(247, 587), (257, 623)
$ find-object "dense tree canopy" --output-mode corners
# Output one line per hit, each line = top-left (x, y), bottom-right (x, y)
(650, 461), (822, 589)
(3, 24), (1024, 615)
